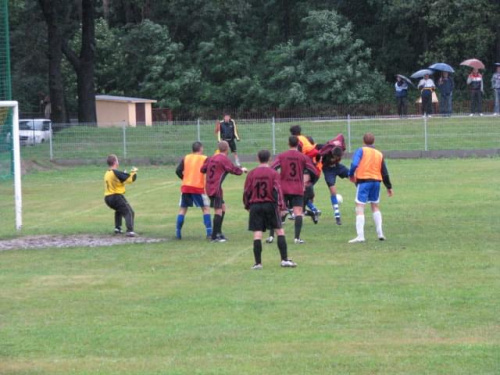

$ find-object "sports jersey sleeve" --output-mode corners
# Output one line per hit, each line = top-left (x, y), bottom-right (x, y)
(348, 148), (363, 177)
(243, 173), (253, 210)
(200, 157), (209, 174)
(381, 159), (392, 189)
(175, 158), (185, 179)
(270, 156), (280, 170)
(224, 158), (243, 175)
(113, 170), (136, 184)
(273, 173), (285, 210)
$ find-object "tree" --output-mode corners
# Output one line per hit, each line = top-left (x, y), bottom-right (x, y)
(264, 10), (384, 107)
(62, 0), (97, 123)
(37, 0), (69, 123)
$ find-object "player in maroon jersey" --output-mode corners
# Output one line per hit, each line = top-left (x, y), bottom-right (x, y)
(201, 141), (247, 242)
(269, 136), (319, 244)
(243, 149), (297, 269)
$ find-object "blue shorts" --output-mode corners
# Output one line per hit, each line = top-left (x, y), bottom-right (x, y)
(323, 164), (349, 187)
(355, 181), (381, 204)
(179, 193), (209, 208)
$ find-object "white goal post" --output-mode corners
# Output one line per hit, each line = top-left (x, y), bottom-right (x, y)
(1, 100), (22, 230)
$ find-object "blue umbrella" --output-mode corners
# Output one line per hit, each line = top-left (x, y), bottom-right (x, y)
(429, 63), (455, 73)
(411, 69), (434, 79)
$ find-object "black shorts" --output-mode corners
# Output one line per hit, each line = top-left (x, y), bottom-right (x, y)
(248, 202), (282, 232)
(209, 196), (225, 209)
(284, 194), (303, 208)
(223, 138), (237, 153)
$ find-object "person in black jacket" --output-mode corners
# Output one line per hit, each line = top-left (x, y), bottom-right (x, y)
(437, 72), (454, 117)
(215, 113), (241, 166)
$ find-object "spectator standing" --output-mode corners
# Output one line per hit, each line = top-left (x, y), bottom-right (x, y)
(467, 68), (484, 116)
(492, 64), (500, 116)
(395, 76), (408, 117)
(418, 73), (435, 117)
(437, 72), (454, 117)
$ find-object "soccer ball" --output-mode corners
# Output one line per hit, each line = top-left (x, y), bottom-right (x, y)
(336, 194), (343, 204)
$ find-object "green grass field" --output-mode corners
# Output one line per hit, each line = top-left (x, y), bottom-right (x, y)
(0, 158), (499, 374)
(17, 115), (500, 163)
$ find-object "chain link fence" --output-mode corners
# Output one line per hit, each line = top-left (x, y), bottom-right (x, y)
(18, 114), (500, 165)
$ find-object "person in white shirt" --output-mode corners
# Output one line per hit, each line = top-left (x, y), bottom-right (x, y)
(418, 73), (435, 117)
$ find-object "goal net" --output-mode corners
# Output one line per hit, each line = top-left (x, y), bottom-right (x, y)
(0, 1), (21, 230)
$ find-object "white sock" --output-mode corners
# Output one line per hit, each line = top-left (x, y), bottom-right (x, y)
(235, 156), (241, 166)
(356, 215), (365, 239)
(373, 211), (383, 237)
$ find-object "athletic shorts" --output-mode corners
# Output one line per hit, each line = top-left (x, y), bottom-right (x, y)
(284, 194), (303, 208)
(323, 164), (349, 187)
(248, 202), (282, 232)
(179, 193), (209, 208)
(355, 181), (381, 204)
(209, 195), (225, 209)
(223, 138), (237, 153)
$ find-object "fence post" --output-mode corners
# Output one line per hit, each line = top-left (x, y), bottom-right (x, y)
(197, 118), (201, 142)
(122, 122), (127, 159)
(49, 121), (53, 160)
(347, 114), (351, 153)
(272, 116), (276, 155)
(424, 116), (428, 151)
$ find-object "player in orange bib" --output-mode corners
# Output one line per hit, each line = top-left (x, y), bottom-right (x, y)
(348, 133), (393, 243)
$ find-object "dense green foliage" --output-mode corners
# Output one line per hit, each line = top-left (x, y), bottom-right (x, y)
(0, 160), (499, 373)
(8, 0), (500, 115)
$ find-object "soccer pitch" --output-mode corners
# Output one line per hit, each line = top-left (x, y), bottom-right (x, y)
(0, 158), (499, 374)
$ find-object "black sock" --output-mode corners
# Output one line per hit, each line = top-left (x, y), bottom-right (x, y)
(212, 214), (222, 239)
(221, 211), (225, 227)
(277, 235), (288, 260)
(253, 239), (262, 264)
(294, 215), (303, 239)
(269, 229), (275, 238)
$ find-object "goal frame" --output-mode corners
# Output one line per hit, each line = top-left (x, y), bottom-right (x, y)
(1, 100), (21, 230)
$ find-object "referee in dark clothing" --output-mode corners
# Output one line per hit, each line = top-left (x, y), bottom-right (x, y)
(215, 113), (241, 166)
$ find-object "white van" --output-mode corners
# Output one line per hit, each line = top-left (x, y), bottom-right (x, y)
(19, 119), (52, 145)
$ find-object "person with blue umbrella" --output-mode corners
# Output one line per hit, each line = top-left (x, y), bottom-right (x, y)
(437, 71), (454, 116)
(430, 63), (455, 117)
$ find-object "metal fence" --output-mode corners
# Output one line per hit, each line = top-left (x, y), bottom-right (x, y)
(18, 114), (500, 165)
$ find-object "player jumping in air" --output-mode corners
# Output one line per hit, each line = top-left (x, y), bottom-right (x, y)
(317, 134), (348, 225)
(201, 141), (247, 242)
(348, 133), (393, 243)
(104, 154), (138, 237)
(215, 113), (242, 166)
(175, 141), (212, 240)
(268, 136), (319, 244)
(243, 150), (297, 269)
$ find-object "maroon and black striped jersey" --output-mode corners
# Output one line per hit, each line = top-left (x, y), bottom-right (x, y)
(271, 149), (319, 195)
(243, 166), (284, 210)
(200, 153), (243, 197)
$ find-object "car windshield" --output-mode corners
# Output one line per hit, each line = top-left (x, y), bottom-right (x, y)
(19, 121), (33, 130)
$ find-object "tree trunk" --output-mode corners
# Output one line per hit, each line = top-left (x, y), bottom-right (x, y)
(78, 0), (97, 123)
(63, 0), (97, 124)
(103, 0), (110, 20)
(38, 0), (68, 124)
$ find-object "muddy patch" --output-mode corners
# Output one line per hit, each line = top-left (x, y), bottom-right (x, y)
(0, 234), (164, 251)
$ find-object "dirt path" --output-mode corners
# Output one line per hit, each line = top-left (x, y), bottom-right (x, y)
(0, 234), (165, 251)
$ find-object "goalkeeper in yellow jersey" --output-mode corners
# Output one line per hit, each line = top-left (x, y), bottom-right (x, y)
(104, 154), (138, 237)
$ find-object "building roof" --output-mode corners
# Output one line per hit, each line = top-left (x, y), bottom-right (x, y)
(96, 95), (157, 104)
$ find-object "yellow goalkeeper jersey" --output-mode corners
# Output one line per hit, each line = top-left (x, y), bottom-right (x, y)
(104, 169), (137, 196)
